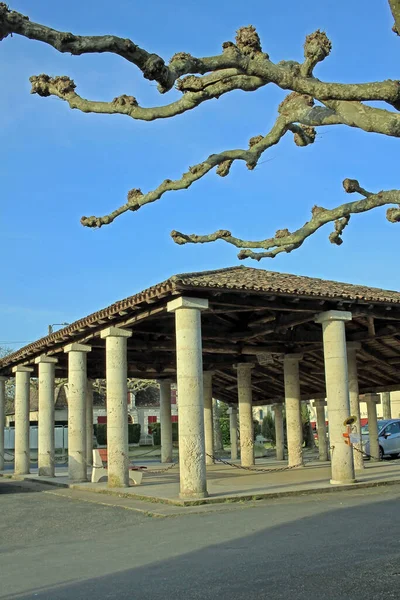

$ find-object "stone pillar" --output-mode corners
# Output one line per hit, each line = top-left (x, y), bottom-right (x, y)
(228, 407), (238, 460)
(313, 399), (328, 462)
(236, 363), (255, 467)
(100, 326), (132, 488)
(365, 393), (381, 461)
(159, 379), (173, 463)
(167, 296), (208, 499)
(86, 380), (94, 467)
(0, 376), (6, 471)
(12, 366), (33, 475)
(316, 311), (355, 484)
(382, 392), (392, 420)
(35, 355), (57, 477)
(203, 371), (214, 465)
(284, 354), (304, 468)
(272, 403), (285, 461)
(347, 342), (364, 470)
(64, 343), (91, 483)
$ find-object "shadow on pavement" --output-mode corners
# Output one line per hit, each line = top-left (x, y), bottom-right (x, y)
(4, 492), (400, 600)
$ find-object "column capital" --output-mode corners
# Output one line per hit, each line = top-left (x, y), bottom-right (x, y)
(64, 342), (91, 353)
(315, 310), (352, 324)
(100, 326), (132, 339)
(284, 353), (303, 364)
(203, 371), (215, 383)
(313, 398), (327, 407)
(158, 378), (172, 385)
(347, 341), (361, 352)
(167, 296), (209, 313)
(271, 403), (283, 412)
(12, 365), (34, 373)
(363, 393), (381, 404)
(227, 406), (238, 415)
(234, 362), (255, 371)
(34, 354), (57, 364)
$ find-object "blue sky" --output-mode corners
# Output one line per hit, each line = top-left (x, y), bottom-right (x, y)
(1, 0), (399, 349)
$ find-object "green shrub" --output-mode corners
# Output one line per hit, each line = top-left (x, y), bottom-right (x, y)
(149, 421), (179, 445)
(262, 413), (276, 445)
(95, 423), (107, 446)
(95, 423), (141, 446)
(220, 417), (230, 446)
(253, 420), (261, 439)
(128, 423), (141, 444)
(172, 422), (179, 442)
(150, 422), (161, 445)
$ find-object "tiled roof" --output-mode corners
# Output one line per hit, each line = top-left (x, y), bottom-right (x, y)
(172, 266), (400, 304)
(1, 266), (399, 371)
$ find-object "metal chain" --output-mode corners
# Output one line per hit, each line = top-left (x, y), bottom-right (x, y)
(352, 444), (400, 464)
(206, 452), (314, 473)
(145, 461), (179, 475)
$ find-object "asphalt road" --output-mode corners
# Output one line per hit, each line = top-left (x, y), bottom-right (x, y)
(1, 479), (400, 599)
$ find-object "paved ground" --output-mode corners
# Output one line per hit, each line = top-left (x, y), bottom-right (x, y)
(1, 478), (400, 599)
(14, 458), (400, 505)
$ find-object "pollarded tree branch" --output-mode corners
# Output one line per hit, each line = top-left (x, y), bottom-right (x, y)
(80, 100), (343, 228)
(2, 4), (400, 106)
(389, 0), (400, 34)
(29, 71), (265, 121)
(172, 181), (400, 260)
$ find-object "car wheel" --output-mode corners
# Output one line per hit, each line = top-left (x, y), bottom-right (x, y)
(379, 446), (384, 460)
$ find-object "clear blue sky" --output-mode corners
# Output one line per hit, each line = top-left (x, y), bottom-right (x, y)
(1, 0), (399, 350)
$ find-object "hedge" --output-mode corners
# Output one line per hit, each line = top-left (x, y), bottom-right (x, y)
(149, 421), (179, 446)
(94, 423), (141, 446)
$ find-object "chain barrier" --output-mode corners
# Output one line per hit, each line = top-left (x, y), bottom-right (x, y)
(206, 452), (315, 473)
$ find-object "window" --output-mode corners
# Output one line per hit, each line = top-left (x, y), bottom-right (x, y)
(384, 421), (400, 435)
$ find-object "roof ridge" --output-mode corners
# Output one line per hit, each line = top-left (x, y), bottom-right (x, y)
(172, 265), (246, 281)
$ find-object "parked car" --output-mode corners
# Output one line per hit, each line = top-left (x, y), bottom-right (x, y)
(361, 419), (400, 460)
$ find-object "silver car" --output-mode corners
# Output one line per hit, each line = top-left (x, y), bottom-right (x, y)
(362, 418), (400, 460)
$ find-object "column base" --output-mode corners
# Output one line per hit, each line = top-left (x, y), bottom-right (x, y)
(39, 467), (55, 477)
(69, 477), (88, 484)
(330, 478), (357, 485)
(179, 490), (209, 499)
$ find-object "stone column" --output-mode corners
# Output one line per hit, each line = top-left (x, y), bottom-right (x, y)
(64, 343), (91, 483)
(86, 380), (94, 467)
(316, 311), (355, 484)
(382, 392), (392, 420)
(159, 379), (173, 463)
(12, 366), (33, 475)
(284, 354), (304, 468)
(228, 407), (238, 460)
(167, 296), (208, 499)
(272, 403), (285, 461)
(347, 342), (364, 470)
(236, 363), (255, 467)
(35, 355), (57, 477)
(100, 326), (132, 488)
(313, 399), (328, 462)
(0, 376), (6, 471)
(365, 393), (381, 461)
(203, 371), (214, 465)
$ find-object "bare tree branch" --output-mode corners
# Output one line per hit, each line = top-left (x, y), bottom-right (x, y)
(29, 71), (265, 121)
(389, 0), (400, 34)
(80, 99), (339, 228)
(172, 182), (400, 260)
(2, 3), (400, 260)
